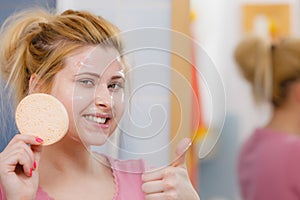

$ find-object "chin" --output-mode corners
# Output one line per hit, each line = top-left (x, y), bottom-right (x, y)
(80, 134), (110, 147)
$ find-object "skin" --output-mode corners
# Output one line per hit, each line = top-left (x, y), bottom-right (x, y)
(0, 134), (42, 200)
(0, 46), (200, 200)
(266, 81), (300, 136)
(142, 138), (200, 200)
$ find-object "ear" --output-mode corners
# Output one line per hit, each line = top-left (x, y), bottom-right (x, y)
(29, 73), (42, 94)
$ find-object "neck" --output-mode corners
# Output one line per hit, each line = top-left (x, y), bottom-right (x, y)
(39, 135), (109, 178)
(37, 135), (115, 197)
(266, 104), (300, 136)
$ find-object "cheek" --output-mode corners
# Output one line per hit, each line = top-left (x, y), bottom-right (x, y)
(112, 92), (125, 116)
(72, 87), (97, 113)
(118, 103), (125, 117)
(56, 92), (74, 124)
(114, 99), (125, 120)
(51, 82), (76, 124)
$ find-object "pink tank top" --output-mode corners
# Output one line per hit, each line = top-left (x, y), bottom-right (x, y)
(238, 128), (300, 200)
(0, 157), (146, 199)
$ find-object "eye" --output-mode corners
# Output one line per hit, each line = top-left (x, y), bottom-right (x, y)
(78, 79), (95, 87)
(108, 81), (124, 91)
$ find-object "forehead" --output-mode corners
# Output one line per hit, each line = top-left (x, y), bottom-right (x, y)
(64, 46), (123, 74)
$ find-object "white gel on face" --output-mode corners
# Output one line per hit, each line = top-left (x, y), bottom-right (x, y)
(68, 46), (126, 146)
(76, 48), (126, 106)
(73, 96), (84, 100)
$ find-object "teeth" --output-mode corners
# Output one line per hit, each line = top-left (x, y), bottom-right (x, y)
(85, 116), (106, 124)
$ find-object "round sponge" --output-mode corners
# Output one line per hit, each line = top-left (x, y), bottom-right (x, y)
(15, 93), (69, 145)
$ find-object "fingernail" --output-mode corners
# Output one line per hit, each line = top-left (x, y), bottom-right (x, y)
(33, 161), (37, 169)
(30, 168), (33, 176)
(35, 137), (44, 143)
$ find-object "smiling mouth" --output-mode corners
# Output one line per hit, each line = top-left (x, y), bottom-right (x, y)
(84, 115), (110, 124)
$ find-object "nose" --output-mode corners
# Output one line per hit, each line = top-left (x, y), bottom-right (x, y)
(94, 83), (113, 108)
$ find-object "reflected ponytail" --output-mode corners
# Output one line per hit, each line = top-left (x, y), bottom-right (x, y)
(234, 35), (273, 104)
(235, 35), (300, 107)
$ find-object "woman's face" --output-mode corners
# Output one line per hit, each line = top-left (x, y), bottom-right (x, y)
(50, 46), (125, 146)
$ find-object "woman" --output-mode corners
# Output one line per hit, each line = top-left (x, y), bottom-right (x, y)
(235, 35), (300, 200)
(0, 8), (200, 200)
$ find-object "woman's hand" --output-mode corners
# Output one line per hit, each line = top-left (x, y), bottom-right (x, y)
(142, 138), (200, 200)
(0, 134), (43, 200)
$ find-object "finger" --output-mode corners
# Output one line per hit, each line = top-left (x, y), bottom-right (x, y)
(12, 134), (43, 170)
(142, 180), (164, 194)
(2, 136), (42, 173)
(23, 144), (36, 171)
(6, 141), (38, 174)
(9, 134), (44, 146)
(19, 154), (33, 177)
(6, 147), (33, 177)
(30, 145), (43, 170)
(142, 168), (164, 182)
(144, 192), (164, 200)
(172, 137), (191, 167)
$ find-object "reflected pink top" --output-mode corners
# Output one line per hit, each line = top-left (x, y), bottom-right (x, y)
(0, 156), (145, 200)
(238, 128), (300, 200)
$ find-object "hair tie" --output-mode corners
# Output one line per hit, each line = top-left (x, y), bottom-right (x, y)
(271, 43), (276, 53)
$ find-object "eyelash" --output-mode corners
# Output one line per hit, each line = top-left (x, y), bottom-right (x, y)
(78, 79), (124, 90)
(78, 79), (95, 88)
(108, 82), (124, 91)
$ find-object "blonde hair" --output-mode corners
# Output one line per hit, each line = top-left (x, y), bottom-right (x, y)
(0, 8), (123, 105)
(234, 35), (300, 107)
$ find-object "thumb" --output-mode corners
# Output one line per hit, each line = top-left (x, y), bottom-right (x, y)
(172, 137), (191, 167)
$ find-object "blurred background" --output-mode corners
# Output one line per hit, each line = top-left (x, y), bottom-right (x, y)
(1, 0), (300, 199)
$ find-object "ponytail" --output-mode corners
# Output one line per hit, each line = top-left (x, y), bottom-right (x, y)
(0, 9), (53, 103)
(234, 35), (273, 104)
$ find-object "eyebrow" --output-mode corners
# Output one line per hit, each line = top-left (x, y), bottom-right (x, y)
(111, 75), (125, 81)
(74, 72), (100, 78)
(74, 72), (125, 80)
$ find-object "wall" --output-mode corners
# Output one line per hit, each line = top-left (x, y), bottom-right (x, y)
(192, 0), (300, 199)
